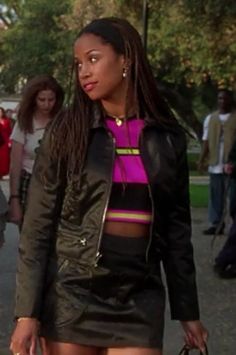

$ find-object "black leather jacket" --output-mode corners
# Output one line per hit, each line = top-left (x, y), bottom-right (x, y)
(15, 118), (199, 322)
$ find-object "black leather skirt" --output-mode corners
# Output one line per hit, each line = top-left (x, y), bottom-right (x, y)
(40, 233), (166, 349)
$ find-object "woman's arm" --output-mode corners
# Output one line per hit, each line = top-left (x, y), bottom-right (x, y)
(11, 126), (66, 355)
(163, 132), (208, 350)
(15, 127), (65, 318)
(9, 141), (24, 224)
(163, 131), (199, 321)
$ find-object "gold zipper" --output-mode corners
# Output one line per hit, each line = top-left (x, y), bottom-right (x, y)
(139, 129), (154, 263)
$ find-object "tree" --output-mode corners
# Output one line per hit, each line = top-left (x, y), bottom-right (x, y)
(0, 0), (22, 28)
(0, 0), (74, 93)
(144, 0), (236, 137)
(1, 0), (235, 139)
(148, 0), (236, 87)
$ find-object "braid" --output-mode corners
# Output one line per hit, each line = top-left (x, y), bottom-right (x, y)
(110, 18), (177, 123)
(50, 65), (91, 179)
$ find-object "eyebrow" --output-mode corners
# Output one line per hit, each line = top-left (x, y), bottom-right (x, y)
(74, 49), (100, 59)
(85, 48), (100, 54)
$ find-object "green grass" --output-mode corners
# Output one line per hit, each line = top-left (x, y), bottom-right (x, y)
(187, 152), (199, 171)
(189, 184), (208, 208)
(187, 151), (208, 176)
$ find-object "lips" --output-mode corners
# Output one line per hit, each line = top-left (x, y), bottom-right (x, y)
(83, 81), (98, 92)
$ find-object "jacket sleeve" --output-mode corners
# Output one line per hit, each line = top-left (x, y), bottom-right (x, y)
(15, 126), (65, 319)
(163, 131), (200, 321)
(227, 138), (236, 179)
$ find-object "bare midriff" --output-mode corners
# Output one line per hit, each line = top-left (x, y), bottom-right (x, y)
(103, 220), (150, 238)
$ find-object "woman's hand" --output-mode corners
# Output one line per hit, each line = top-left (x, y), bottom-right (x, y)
(10, 318), (39, 355)
(8, 198), (22, 225)
(180, 320), (208, 353)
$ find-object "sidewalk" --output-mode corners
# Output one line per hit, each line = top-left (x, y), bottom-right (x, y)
(189, 175), (209, 185)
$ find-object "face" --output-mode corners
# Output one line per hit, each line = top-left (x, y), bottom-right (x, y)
(218, 91), (232, 113)
(6, 109), (13, 119)
(35, 89), (56, 115)
(74, 33), (127, 102)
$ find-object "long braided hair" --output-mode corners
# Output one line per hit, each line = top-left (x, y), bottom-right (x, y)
(51, 17), (179, 178)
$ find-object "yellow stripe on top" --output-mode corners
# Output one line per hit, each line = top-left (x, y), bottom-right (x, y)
(106, 210), (152, 223)
(116, 148), (140, 155)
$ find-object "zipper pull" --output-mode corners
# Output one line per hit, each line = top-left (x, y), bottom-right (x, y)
(94, 251), (102, 267)
(79, 237), (87, 246)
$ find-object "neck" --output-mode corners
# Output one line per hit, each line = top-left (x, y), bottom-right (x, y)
(219, 110), (230, 115)
(102, 101), (137, 119)
(101, 84), (137, 118)
(34, 112), (51, 121)
(219, 106), (233, 114)
(102, 100), (126, 118)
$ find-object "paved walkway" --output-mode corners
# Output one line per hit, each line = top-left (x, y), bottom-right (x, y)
(190, 175), (209, 185)
(0, 179), (236, 355)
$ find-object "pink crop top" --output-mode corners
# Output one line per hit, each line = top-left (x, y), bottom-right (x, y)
(105, 117), (152, 224)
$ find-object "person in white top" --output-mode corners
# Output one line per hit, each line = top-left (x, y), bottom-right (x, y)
(198, 89), (236, 235)
(9, 75), (64, 227)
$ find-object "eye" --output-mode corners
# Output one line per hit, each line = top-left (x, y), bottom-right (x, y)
(75, 60), (82, 71)
(90, 56), (98, 63)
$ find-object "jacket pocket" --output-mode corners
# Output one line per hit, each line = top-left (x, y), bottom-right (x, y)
(42, 257), (89, 328)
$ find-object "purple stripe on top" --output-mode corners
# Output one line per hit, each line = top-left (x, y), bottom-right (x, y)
(106, 118), (148, 183)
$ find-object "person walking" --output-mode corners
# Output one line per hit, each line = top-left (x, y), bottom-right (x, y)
(214, 137), (236, 278)
(198, 89), (236, 235)
(0, 107), (12, 178)
(10, 18), (208, 355)
(8, 75), (64, 227)
(0, 126), (8, 248)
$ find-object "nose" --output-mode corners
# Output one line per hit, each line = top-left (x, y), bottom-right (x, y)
(43, 100), (52, 110)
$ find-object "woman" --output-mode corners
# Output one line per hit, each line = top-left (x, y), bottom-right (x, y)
(6, 108), (16, 129)
(10, 18), (208, 355)
(0, 125), (8, 248)
(0, 106), (12, 178)
(8, 75), (64, 226)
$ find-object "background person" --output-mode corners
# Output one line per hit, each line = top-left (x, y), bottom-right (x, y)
(10, 18), (208, 355)
(0, 185), (8, 248)
(6, 108), (16, 129)
(214, 137), (236, 278)
(0, 126), (8, 248)
(198, 89), (236, 235)
(0, 186), (7, 248)
(8, 74), (64, 227)
(0, 106), (12, 179)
